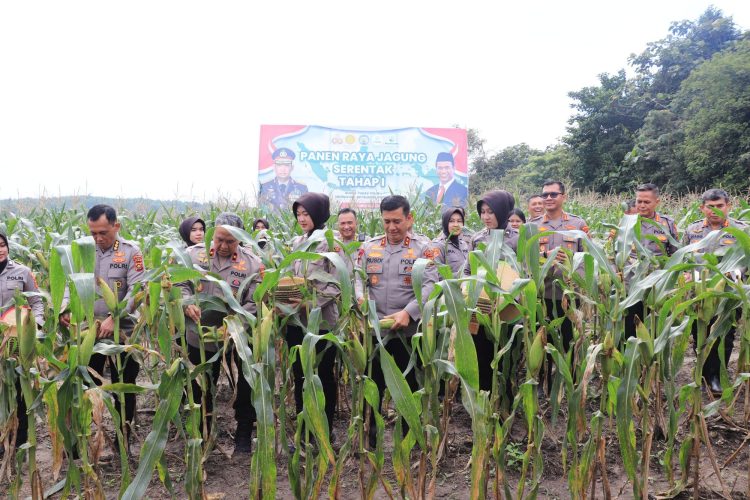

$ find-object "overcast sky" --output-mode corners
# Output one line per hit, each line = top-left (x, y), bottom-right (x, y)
(1, 1), (749, 202)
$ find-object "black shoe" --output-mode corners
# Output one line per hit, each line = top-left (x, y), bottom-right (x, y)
(233, 423), (252, 456)
(708, 375), (722, 395)
(367, 426), (377, 449)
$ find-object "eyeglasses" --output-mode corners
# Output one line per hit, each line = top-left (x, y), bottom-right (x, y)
(541, 192), (562, 199)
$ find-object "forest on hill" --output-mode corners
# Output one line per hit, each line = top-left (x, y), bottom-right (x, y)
(470, 7), (750, 197)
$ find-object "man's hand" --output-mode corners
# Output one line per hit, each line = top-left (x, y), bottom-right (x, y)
(59, 313), (71, 328)
(97, 315), (115, 339)
(385, 310), (410, 330)
(185, 304), (201, 323)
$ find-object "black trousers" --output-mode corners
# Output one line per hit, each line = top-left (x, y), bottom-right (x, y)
(474, 326), (517, 401)
(15, 378), (28, 446)
(624, 301), (645, 341)
(89, 352), (140, 428)
(474, 326), (496, 392)
(545, 299), (573, 351)
(187, 343), (255, 428)
(286, 325), (337, 430)
(692, 316), (736, 379)
(370, 335), (421, 434)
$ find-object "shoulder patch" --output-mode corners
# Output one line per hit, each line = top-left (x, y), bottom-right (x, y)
(133, 254), (145, 272)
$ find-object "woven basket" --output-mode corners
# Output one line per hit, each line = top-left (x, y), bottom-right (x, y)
(468, 262), (520, 334)
(274, 276), (305, 303)
(1, 306), (30, 356)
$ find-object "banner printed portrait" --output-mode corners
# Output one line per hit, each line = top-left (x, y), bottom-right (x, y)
(258, 125), (468, 210)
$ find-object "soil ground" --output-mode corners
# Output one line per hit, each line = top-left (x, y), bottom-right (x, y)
(3, 338), (749, 499)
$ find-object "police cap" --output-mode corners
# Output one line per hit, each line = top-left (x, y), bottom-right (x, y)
(272, 148), (296, 162)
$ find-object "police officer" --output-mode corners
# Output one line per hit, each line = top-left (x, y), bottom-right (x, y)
(336, 208), (362, 276)
(179, 212), (264, 455)
(683, 189), (747, 393)
(426, 206), (470, 277)
(622, 183), (679, 340)
(337, 208), (360, 244)
(633, 183), (679, 257)
(85, 204), (145, 451)
(258, 148), (308, 211)
(283, 193), (342, 439)
(0, 231), (44, 455)
(465, 191), (517, 393)
(355, 195), (430, 446)
(529, 181), (589, 358)
(527, 194), (545, 219)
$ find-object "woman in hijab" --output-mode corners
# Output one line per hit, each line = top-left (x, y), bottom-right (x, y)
(179, 216), (205, 247)
(252, 218), (271, 250)
(282, 193), (342, 440)
(252, 218), (269, 231)
(466, 190), (518, 394)
(0, 232), (44, 455)
(428, 206), (470, 277)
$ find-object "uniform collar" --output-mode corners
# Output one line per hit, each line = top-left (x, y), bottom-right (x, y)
(207, 247), (239, 261)
(702, 218), (729, 228)
(543, 211), (569, 223)
(0, 259), (16, 275)
(380, 235), (411, 247)
(99, 237), (121, 255)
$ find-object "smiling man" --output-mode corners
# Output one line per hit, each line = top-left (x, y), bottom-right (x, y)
(424, 152), (468, 207)
(683, 188), (747, 394)
(529, 181), (589, 380)
(355, 195), (430, 447)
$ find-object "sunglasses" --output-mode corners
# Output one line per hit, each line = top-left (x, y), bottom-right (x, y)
(541, 192), (562, 199)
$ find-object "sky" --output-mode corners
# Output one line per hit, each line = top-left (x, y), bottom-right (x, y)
(1, 1), (749, 202)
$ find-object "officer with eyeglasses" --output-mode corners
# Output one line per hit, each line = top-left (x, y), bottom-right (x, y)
(529, 180), (589, 386)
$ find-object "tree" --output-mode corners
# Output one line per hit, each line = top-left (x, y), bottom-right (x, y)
(565, 71), (649, 192)
(469, 143), (541, 195)
(671, 37), (750, 192)
(629, 7), (741, 103)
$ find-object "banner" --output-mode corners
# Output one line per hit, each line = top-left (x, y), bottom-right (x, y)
(258, 125), (468, 210)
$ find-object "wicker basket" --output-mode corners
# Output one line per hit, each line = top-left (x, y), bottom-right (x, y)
(274, 276), (305, 304)
(468, 262), (520, 334)
(1, 306), (30, 356)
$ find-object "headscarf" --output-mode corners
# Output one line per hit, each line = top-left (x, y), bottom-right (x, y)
(292, 193), (331, 235)
(179, 216), (205, 246)
(0, 232), (9, 274)
(477, 190), (515, 230)
(441, 206), (465, 243)
(252, 218), (270, 231)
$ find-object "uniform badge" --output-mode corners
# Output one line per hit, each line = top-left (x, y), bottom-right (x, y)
(197, 283), (204, 292)
(722, 239), (735, 245)
(370, 275), (379, 285)
(403, 276), (412, 286)
(133, 254), (145, 272)
(232, 279), (241, 287)
(233, 260), (247, 271)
